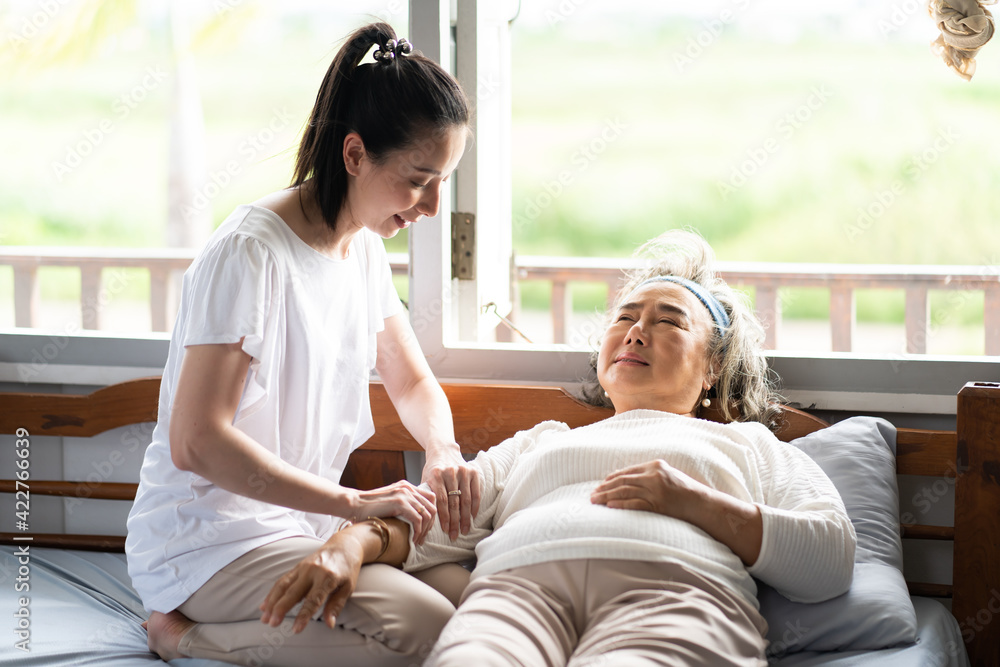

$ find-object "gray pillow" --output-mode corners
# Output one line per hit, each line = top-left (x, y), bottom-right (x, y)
(757, 416), (918, 655)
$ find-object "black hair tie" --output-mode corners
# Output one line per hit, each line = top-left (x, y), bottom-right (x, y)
(372, 37), (412, 64)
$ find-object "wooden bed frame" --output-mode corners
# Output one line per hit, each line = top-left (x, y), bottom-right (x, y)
(1, 378), (998, 664)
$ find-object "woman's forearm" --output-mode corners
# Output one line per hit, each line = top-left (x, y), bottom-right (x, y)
(172, 422), (354, 517)
(687, 488), (763, 566)
(338, 518), (411, 566)
(169, 341), (357, 518)
(376, 315), (458, 456)
(388, 375), (458, 456)
(377, 518), (412, 565)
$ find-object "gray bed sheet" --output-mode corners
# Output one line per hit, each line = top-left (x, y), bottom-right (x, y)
(771, 597), (970, 667)
(0, 546), (225, 666)
(0, 546), (970, 666)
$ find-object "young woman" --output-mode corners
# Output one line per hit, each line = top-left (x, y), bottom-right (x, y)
(128, 22), (478, 666)
(255, 230), (856, 666)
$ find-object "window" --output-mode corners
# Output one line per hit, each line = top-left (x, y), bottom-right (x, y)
(409, 0), (998, 413)
(1, 1), (996, 412)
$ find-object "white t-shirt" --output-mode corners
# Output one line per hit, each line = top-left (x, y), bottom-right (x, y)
(126, 205), (403, 613)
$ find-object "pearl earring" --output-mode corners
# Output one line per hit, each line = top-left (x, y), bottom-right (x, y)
(603, 390), (610, 398)
(701, 397), (711, 408)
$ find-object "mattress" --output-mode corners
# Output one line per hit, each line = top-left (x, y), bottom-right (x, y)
(0, 546), (969, 666)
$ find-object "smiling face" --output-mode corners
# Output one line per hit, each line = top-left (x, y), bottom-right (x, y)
(597, 281), (718, 416)
(342, 126), (467, 239)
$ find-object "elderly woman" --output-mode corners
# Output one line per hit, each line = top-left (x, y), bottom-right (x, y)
(259, 230), (856, 666)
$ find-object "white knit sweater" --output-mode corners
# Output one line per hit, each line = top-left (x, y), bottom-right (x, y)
(404, 410), (856, 608)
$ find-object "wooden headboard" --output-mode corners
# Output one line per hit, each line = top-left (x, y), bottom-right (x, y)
(1, 378), (998, 664)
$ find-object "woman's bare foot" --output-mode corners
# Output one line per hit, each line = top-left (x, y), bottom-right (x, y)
(145, 610), (195, 662)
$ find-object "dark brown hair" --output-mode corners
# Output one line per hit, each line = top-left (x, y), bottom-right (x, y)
(292, 22), (470, 230)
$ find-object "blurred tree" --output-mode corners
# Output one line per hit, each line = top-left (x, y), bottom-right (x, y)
(166, 0), (209, 249)
(0, 0), (257, 250)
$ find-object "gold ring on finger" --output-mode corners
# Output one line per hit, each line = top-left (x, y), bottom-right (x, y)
(447, 490), (462, 497)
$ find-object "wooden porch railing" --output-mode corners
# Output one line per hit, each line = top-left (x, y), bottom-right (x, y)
(1, 248), (997, 355)
(1, 247), (196, 333)
(514, 257), (1000, 355)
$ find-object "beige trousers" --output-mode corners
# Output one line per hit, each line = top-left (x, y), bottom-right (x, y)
(175, 536), (470, 667)
(427, 559), (769, 667)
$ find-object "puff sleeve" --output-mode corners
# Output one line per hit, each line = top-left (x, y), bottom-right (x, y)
(176, 232), (282, 416)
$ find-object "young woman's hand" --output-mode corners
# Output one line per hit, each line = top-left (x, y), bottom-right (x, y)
(259, 533), (365, 634)
(348, 480), (437, 544)
(421, 452), (481, 541)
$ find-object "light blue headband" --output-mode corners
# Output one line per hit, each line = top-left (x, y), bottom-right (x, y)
(637, 276), (730, 334)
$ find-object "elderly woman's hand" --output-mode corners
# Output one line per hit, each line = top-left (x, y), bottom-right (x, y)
(259, 518), (411, 634)
(422, 451), (481, 541)
(259, 532), (366, 634)
(589, 459), (706, 521)
(591, 459), (764, 566)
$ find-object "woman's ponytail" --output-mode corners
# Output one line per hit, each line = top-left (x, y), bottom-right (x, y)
(291, 22), (470, 231)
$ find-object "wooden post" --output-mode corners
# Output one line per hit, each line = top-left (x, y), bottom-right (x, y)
(149, 267), (176, 333)
(905, 286), (929, 354)
(80, 266), (103, 330)
(985, 285), (999, 357)
(551, 280), (570, 344)
(953, 381), (1000, 666)
(12, 262), (39, 328)
(755, 284), (781, 350)
(605, 277), (623, 313)
(830, 287), (855, 352)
